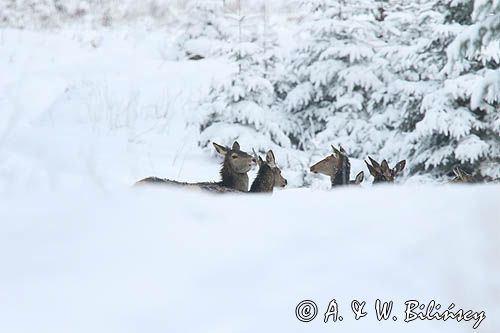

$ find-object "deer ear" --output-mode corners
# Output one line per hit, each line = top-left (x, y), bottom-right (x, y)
(252, 148), (261, 166)
(354, 171), (364, 184)
(213, 142), (228, 156)
(232, 141), (240, 151)
(339, 145), (346, 154)
(381, 160), (390, 172)
(394, 160), (406, 174)
(368, 156), (381, 171)
(331, 145), (341, 156)
(258, 156), (264, 166)
(365, 160), (377, 177)
(266, 150), (276, 166)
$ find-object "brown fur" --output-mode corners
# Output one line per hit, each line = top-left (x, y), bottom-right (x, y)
(214, 141), (254, 191)
(250, 150), (287, 193)
(136, 141), (255, 193)
(188, 54), (204, 60)
(365, 156), (406, 183)
(135, 177), (241, 193)
(450, 167), (474, 183)
(310, 145), (364, 187)
(349, 171), (365, 185)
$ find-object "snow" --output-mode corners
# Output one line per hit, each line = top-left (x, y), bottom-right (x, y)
(1, 185), (500, 333)
(0, 28), (232, 192)
(0, 3), (500, 332)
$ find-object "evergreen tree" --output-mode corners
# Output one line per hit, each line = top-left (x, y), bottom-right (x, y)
(373, 0), (461, 161)
(409, 0), (499, 180)
(195, 1), (302, 177)
(176, 0), (229, 58)
(283, 0), (384, 158)
(197, 11), (293, 150)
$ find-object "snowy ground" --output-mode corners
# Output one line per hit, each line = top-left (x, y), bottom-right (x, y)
(2, 185), (499, 333)
(1, 29), (499, 333)
(0, 27), (234, 192)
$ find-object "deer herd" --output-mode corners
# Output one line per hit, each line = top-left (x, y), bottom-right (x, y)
(136, 141), (475, 193)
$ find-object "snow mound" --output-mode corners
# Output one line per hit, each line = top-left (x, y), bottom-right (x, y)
(1, 184), (499, 333)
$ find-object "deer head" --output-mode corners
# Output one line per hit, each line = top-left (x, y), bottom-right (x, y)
(450, 167), (474, 183)
(309, 145), (344, 176)
(310, 145), (363, 186)
(365, 156), (406, 183)
(213, 141), (255, 174)
(264, 150), (288, 188)
(212, 141), (256, 192)
(250, 149), (287, 192)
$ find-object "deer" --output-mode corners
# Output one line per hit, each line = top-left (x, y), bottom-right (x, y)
(136, 141), (256, 193)
(364, 156), (406, 183)
(309, 145), (364, 187)
(450, 166), (474, 183)
(249, 150), (288, 193)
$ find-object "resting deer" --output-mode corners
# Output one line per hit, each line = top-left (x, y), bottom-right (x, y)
(364, 156), (406, 183)
(450, 166), (474, 183)
(136, 141), (256, 192)
(309, 145), (364, 187)
(250, 150), (288, 193)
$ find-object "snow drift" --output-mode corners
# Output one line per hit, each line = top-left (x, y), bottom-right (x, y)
(1, 184), (499, 333)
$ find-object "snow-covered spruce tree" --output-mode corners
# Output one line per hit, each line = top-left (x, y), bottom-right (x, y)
(283, 0), (384, 157)
(198, 45), (293, 150)
(408, 0), (499, 180)
(176, 0), (229, 59)
(371, 0), (466, 163)
(255, 2), (288, 100)
(196, 3), (300, 173)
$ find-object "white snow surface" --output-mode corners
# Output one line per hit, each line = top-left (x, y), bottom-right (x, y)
(2, 185), (500, 333)
(1, 28), (500, 333)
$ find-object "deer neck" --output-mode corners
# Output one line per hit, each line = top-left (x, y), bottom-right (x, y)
(331, 156), (351, 186)
(220, 161), (249, 192)
(250, 164), (274, 193)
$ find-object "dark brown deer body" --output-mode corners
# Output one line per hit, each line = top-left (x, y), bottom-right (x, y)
(136, 141), (255, 193)
(310, 145), (364, 187)
(135, 178), (243, 193)
(250, 150), (287, 193)
(365, 157), (406, 183)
